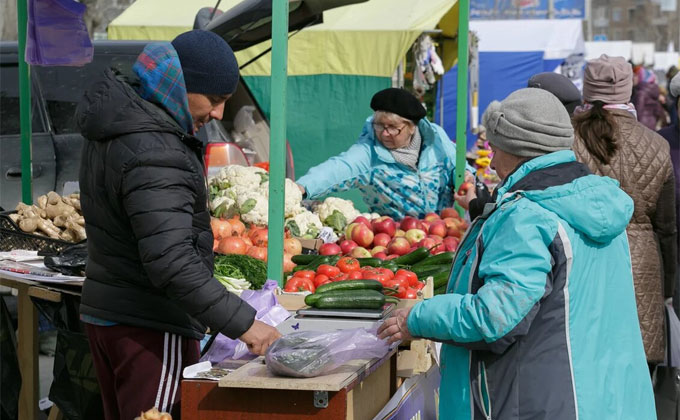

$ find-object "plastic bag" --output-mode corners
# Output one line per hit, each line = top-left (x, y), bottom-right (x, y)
(43, 243), (87, 276)
(200, 280), (290, 363)
(26, 0), (93, 66)
(265, 326), (390, 378)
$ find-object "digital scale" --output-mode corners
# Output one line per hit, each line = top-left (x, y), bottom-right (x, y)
(276, 304), (395, 334)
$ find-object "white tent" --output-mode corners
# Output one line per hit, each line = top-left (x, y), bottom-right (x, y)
(585, 41), (633, 61)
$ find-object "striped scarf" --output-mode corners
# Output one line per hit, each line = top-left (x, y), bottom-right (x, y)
(390, 128), (421, 170)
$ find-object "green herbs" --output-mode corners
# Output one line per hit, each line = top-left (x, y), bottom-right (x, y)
(214, 254), (268, 289)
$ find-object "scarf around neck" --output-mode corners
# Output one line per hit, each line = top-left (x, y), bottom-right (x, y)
(390, 128), (421, 170)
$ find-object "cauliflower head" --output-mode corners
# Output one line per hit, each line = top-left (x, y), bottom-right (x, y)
(315, 197), (361, 224)
(285, 209), (323, 239)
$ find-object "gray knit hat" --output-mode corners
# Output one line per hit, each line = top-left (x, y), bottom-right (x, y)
(671, 73), (680, 97)
(482, 88), (574, 157)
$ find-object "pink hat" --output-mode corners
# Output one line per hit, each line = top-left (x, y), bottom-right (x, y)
(583, 55), (633, 104)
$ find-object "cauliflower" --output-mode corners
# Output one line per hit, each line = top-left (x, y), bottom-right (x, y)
(236, 191), (268, 226)
(209, 165), (268, 190)
(210, 195), (237, 218)
(259, 178), (304, 218)
(315, 197), (361, 225)
(361, 212), (382, 220)
(285, 209), (323, 239)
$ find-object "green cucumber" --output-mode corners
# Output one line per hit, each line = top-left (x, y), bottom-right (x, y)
(432, 270), (451, 289)
(392, 247), (431, 265)
(291, 254), (318, 265)
(313, 290), (386, 309)
(411, 264), (452, 279)
(292, 254), (340, 272)
(411, 252), (455, 268)
(379, 259), (399, 272)
(315, 279), (383, 294)
(434, 285), (447, 295)
(356, 257), (382, 267)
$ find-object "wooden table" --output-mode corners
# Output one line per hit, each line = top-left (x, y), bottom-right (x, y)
(0, 273), (82, 420)
(182, 349), (398, 420)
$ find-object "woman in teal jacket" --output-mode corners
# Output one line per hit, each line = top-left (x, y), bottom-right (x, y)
(379, 88), (655, 419)
(297, 88), (461, 219)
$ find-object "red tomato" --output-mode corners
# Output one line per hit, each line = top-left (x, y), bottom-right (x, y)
(284, 276), (315, 293)
(336, 257), (360, 273)
(359, 267), (388, 283)
(332, 273), (349, 282)
(413, 281), (425, 291)
(378, 268), (395, 280)
(313, 274), (329, 287)
(389, 276), (409, 290)
(403, 288), (419, 299)
(395, 269), (418, 286)
(347, 270), (364, 280)
(317, 264), (340, 278)
(294, 270), (316, 280)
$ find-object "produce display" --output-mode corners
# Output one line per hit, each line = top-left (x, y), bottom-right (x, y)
(10, 191), (85, 242)
(134, 408), (172, 420)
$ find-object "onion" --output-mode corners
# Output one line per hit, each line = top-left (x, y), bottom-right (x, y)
(283, 238), (302, 255)
(251, 228), (269, 247)
(242, 237), (253, 246)
(282, 253), (296, 272)
(217, 237), (247, 255)
(229, 217), (246, 236)
(246, 246), (267, 261)
(211, 218), (232, 239)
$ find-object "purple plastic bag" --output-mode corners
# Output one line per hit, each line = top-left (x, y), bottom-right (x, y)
(200, 280), (291, 363)
(265, 326), (390, 378)
(26, 0), (93, 66)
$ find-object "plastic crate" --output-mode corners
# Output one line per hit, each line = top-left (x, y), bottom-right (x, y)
(0, 212), (84, 254)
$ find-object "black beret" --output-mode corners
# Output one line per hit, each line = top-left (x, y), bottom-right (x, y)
(370, 88), (426, 123)
(527, 72), (582, 114)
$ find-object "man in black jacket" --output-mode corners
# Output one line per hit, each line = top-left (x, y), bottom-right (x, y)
(77, 30), (280, 419)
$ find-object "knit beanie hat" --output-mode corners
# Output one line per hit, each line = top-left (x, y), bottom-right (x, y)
(583, 55), (633, 104)
(482, 88), (574, 158)
(670, 73), (680, 98)
(527, 72), (582, 115)
(370, 88), (427, 123)
(171, 30), (239, 95)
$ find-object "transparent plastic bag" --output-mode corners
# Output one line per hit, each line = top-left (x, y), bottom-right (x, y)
(265, 326), (390, 378)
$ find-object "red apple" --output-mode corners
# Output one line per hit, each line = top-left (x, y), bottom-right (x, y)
(351, 246), (372, 258)
(387, 237), (411, 256)
(417, 237), (437, 250)
(443, 236), (460, 252)
(394, 229), (406, 238)
(441, 207), (459, 219)
(447, 227), (462, 238)
(339, 239), (358, 255)
(372, 216), (397, 237)
(385, 254), (400, 260)
(372, 232), (391, 248)
(427, 234), (444, 244)
(373, 252), (388, 260)
(352, 216), (373, 230)
(370, 246), (387, 256)
(457, 181), (474, 196)
(319, 243), (342, 255)
(424, 212), (441, 222)
(405, 228), (427, 245)
(345, 223), (361, 240)
(428, 220), (447, 238)
(400, 216), (422, 232)
(420, 220), (431, 232)
(351, 224), (374, 248)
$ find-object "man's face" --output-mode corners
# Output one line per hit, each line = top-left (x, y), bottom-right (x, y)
(490, 146), (525, 180)
(187, 93), (231, 133)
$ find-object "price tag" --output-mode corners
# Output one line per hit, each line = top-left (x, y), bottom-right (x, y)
(318, 227), (337, 244)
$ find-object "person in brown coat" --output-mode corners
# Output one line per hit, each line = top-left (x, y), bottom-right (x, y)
(572, 54), (678, 365)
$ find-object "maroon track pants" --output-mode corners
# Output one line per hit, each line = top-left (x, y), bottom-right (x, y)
(86, 323), (199, 420)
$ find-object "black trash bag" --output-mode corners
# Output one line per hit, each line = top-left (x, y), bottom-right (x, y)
(43, 243), (87, 277)
(0, 296), (21, 420)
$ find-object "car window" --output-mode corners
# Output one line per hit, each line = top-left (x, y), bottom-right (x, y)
(0, 64), (46, 135)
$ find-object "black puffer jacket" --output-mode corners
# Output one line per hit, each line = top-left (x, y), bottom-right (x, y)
(77, 69), (255, 340)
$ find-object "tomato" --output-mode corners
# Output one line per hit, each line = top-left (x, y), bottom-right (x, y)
(360, 267), (389, 283)
(313, 274), (330, 287)
(413, 281), (425, 291)
(378, 267), (395, 280)
(395, 269), (419, 287)
(294, 270), (316, 280)
(284, 276), (315, 293)
(332, 273), (349, 282)
(347, 270), (364, 280)
(317, 264), (340, 278)
(336, 257), (360, 273)
(403, 288), (419, 299)
(388, 276), (409, 290)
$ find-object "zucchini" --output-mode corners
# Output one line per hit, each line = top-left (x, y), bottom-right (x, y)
(411, 264), (452, 279)
(315, 279), (383, 294)
(393, 247), (430, 265)
(291, 254), (318, 265)
(313, 290), (386, 309)
(356, 257), (382, 267)
(411, 252), (455, 268)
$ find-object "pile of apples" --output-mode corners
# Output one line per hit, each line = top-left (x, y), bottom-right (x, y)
(319, 208), (468, 259)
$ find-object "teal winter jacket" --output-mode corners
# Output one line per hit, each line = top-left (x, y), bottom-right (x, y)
(407, 150), (655, 420)
(297, 117), (460, 219)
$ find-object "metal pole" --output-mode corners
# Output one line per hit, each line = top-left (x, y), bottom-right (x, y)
(455, 0), (470, 216)
(17, 0), (32, 205)
(267, 0), (288, 285)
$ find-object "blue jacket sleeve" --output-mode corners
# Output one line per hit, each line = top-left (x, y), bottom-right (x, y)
(435, 124), (476, 176)
(407, 205), (556, 353)
(297, 125), (373, 198)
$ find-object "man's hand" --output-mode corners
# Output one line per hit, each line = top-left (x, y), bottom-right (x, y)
(377, 308), (414, 344)
(454, 173), (477, 210)
(239, 320), (282, 355)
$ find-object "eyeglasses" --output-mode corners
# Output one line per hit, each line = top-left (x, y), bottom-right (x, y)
(372, 123), (407, 136)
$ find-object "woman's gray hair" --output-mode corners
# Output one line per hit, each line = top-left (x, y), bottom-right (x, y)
(373, 111), (415, 126)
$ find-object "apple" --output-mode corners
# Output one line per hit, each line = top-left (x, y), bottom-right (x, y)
(443, 236), (460, 252)
(457, 181), (474, 196)
(385, 254), (400, 260)
(372, 232), (391, 248)
(351, 246), (372, 258)
(447, 227), (462, 239)
(400, 216), (422, 232)
(339, 239), (358, 255)
(441, 207), (459, 219)
(394, 229), (406, 237)
(387, 237), (411, 256)
(373, 252), (388, 260)
(420, 221), (431, 232)
(372, 216), (397, 237)
(424, 212), (441, 222)
(427, 234), (444, 244)
(404, 228), (427, 245)
(319, 243), (342, 255)
(345, 223), (361, 241)
(417, 237), (437, 250)
(370, 246), (387, 256)
(351, 223), (375, 248)
(352, 216), (373, 230)
(428, 220), (447, 238)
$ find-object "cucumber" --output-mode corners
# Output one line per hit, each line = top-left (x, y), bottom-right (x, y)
(393, 247), (430, 266)
(411, 252), (455, 268)
(293, 254), (340, 273)
(434, 285), (447, 295)
(291, 254), (318, 265)
(432, 270), (451, 289)
(411, 264), (452, 279)
(356, 257), (382, 267)
(313, 290), (386, 310)
(379, 259), (399, 272)
(315, 279), (383, 294)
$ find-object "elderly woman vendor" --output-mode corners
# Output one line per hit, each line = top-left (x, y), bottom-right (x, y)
(296, 88), (464, 219)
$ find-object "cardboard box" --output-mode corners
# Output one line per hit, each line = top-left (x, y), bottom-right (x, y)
(297, 238), (323, 252)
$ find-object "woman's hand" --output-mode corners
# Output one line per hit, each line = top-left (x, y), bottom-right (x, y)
(454, 173), (477, 210)
(377, 308), (414, 344)
(296, 183), (306, 196)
